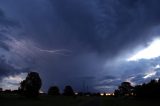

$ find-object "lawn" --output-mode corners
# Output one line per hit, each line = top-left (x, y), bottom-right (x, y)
(0, 94), (93, 106)
(102, 97), (160, 106)
(1, 94), (160, 106)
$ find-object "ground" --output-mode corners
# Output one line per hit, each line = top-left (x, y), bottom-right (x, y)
(0, 94), (160, 106)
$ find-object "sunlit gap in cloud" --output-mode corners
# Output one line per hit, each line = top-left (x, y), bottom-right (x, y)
(0, 72), (27, 90)
(125, 77), (136, 86)
(127, 38), (160, 61)
(143, 71), (156, 79)
(143, 64), (160, 79)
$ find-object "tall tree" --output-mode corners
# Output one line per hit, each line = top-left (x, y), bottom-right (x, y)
(19, 72), (42, 97)
(114, 82), (133, 96)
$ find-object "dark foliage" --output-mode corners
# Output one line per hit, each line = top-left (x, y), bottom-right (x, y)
(133, 79), (160, 98)
(48, 86), (60, 96)
(3, 89), (12, 94)
(114, 82), (133, 96)
(0, 88), (2, 92)
(19, 72), (42, 98)
(63, 85), (74, 96)
(115, 79), (160, 98)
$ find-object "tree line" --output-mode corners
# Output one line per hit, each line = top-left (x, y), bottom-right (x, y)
(1, 71), (160, 98)
(19, 72), (77, 97)
(0, 72), (76, 98)
(114, 79), (160, 98)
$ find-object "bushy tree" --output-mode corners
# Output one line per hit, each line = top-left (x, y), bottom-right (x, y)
(48, 86), (60, 96)
(63, 85), (74, 96)
(114, 82), (133, 96)
(19, 72), (42, 97)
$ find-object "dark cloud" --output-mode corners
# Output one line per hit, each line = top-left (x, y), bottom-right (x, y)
(1, 0), (160, 92)
(0, 57), (13, 77)
(0, 57), (26, 79)
(101, 75), (116, 80)
(0, 8), (18, 28)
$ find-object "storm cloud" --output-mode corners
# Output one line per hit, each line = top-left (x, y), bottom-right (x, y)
(1, 0), (160, 92)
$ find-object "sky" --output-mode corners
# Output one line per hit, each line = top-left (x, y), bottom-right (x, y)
(1, 0), (160, 93)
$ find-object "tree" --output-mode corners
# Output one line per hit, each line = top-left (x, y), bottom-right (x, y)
(48, 86), (60, 96)
(19, 72), (42, 97)
(63, 85), (74, 96)
(114, 82), (133, 96)
(0, 88), (2, 92)
(114, 89), (121, 97)
(134, 79), (160, 98)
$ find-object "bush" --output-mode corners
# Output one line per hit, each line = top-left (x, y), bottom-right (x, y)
(48, 86), (60, 96)
(63, 85), (74, 96)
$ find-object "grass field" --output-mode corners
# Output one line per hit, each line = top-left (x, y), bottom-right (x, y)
(1, 94), (160, 106)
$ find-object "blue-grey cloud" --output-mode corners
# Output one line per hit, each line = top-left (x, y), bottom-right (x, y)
(1, 0), (160, 92)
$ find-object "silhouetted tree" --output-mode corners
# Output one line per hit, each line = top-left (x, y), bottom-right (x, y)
(12, 90), (19, 94)
(19, 72), (42, 97)
(48, 86), (60, 96)
(0, 88), (2, 92)
(4, 89), (11, 93)
(114, 89), (121, 97)
(63, 85), (74, 96)
(134, 79), (160, 98)
(114, 82), (133, 96)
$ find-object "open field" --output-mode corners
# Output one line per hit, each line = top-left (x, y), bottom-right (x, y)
(1, 94), (160, 106)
